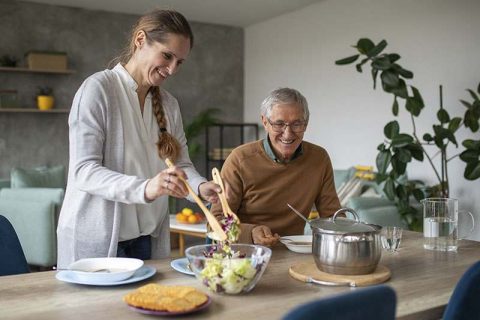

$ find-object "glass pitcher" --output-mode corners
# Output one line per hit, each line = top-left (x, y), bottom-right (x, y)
(422, 198), (475, 251)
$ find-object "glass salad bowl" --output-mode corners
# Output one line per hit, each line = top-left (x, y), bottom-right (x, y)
(185, 244), (271, 294)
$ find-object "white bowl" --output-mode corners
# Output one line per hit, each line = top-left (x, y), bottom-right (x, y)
(280, 235), (313, 254)
(67, 257), (144, 283)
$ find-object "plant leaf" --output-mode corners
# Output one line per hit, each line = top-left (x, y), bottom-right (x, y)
(437, 109), (450, 123)
(392, 97), (399, 116)
(335, 54), (360, 65)
(391, 133), (414, 147)
(478, 82), (480, 95)
(371, 68), (379, 89)
(397, 148), (412, 163)
(367, 40), (388, 57)
(464, 109), (480, 132)
(405, 143), (424, 161)
(376, 150), (392, 174)
(423, 133), (433, 142)
(448, 117), (462, 132)
(384, 120), (400, 139)
(464, 161), (480, 180)
(356, 38), (375, 55)
(412, 188), (425, 202)
(377, 143), (387, 151)
(405, 97), (422, 116)
(381, 70), (399, 88)
(390, 79), (408, 99)
(462, 139), (480, 150)
(459, 150), (479, 162)
(371, 56), (392, 70)
(391, 154), (407, 174)
(383, 178), (396, 200)
(467, 89), (479, 101)
(411, 86), (425, 108)
(387, 53), (401, 63)
(460, 99), (472, 109)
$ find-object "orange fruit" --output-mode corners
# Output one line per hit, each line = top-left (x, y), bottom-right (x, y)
(176, 213), (187, 222)
(182, 208), (194, 216)
(194, 213), (203, 221)
(187, 215), (198, 224)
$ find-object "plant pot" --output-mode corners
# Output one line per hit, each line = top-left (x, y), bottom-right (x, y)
(37, 95), (54, 110)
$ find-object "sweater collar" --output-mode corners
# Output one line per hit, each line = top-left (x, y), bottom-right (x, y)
(262, 136), (303, 163)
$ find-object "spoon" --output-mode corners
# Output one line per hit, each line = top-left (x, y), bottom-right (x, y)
(287, 203), (311, 225)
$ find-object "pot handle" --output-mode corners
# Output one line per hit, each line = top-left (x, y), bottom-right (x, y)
(332, 207), (360, 223)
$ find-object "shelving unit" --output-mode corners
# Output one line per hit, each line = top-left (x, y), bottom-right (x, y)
(205, 123), (259, 177)
(0, 66), (76, 74)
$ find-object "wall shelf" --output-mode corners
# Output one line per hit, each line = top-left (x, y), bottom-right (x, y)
(0, 66), (76, 74)
(0, 108), (69, 113)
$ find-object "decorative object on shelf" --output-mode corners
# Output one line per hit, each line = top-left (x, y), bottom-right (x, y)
(336, 38), (480, 230)
(0, 90), (18, 108)
(184, 108), (220, 160)
(0, 55), (18, 67)
(36, 86), (54, 110)
(26, 51), (67, 71)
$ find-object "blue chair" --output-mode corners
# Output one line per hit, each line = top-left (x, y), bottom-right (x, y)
(443, 260), (480, 320)
(283, 285), (396, 320)
(0, 215), (30, 276)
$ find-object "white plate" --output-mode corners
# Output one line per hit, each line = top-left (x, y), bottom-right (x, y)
(67, 257), (144, 283)
(280, 235), (313, 254)
(170, 257), (194, 276)
(56, 265), (156, 286)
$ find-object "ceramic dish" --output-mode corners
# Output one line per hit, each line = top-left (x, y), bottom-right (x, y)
(170, 257), (194, 276)
(67, 257), (144, 283)
(280, 235), (313, 253)
(56, 265), (156, 286)
(127, 296), (212, 316)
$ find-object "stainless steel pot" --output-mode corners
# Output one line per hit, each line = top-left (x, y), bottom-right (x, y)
(310, 208), (382, 275)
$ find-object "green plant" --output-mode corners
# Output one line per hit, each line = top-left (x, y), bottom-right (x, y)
(184, 108), (221, 159)
(37, 86), (53, 96)
(336, 38), (480, 230)
(0, 54), (18, 67)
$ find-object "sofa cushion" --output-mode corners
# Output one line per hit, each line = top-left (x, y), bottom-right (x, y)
(11, 166), (65, 188)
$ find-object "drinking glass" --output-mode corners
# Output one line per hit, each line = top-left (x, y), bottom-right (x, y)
(381, 226), (403, 252)
(422, 198), (475, 252)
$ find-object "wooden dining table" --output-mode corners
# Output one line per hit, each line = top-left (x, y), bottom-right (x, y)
(1, 231), (479, 320)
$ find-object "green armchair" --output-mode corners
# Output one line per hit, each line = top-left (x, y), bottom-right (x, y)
(0, 166), (65, 268)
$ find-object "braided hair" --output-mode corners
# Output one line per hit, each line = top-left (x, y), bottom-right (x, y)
(110, 9), (194, 162)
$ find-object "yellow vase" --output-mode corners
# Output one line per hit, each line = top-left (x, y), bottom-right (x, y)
(37, 95), (54, 110)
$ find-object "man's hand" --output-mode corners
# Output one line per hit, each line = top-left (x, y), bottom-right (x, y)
(252, 225), (280, 246)
(198, 181), (222, 204)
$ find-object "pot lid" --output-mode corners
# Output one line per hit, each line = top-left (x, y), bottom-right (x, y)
(310, 208), (378, 234)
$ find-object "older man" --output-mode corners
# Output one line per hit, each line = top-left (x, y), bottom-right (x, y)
(211, 87), (340, 246)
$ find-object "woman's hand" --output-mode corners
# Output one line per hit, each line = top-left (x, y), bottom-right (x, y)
(198, 181), (222, 204)
(144, 167), (189, 201)
(252, 225), (280, 246)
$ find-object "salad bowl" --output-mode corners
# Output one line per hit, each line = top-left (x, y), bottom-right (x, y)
(185, 244), (271, 294)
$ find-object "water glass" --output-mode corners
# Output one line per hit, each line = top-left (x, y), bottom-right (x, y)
(381, 226), (403, 252)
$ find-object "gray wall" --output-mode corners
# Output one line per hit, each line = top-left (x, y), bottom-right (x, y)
(0, 0), (244, 179)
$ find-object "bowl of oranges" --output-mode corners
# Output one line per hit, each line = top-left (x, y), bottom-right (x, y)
(176, 208), (205, 224)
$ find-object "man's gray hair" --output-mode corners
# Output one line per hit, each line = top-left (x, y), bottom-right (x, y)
(260, 87), (309, 122)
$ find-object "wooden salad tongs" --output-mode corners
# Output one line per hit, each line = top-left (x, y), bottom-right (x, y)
(211, 167), (240, 222)
(165, 158), (227, 241)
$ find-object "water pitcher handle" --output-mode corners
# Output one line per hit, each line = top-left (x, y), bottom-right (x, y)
(459, 210), (475, 240)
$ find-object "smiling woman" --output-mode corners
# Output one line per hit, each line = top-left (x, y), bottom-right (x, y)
(56, 9), (222, 269)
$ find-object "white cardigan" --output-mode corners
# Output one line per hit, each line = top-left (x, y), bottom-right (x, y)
(56, 64), (206, 268)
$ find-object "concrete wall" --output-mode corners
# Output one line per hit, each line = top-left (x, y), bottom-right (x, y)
(245, 0), (480, 239)
(0, 1), (243, 179)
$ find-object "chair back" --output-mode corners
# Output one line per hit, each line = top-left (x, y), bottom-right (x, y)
(0, 215), (29, 276)
(443, 260), (480, 320)
(283, 285), (396, 320)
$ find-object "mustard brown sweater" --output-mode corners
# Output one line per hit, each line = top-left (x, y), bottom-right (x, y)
(211, 140), (340, 243)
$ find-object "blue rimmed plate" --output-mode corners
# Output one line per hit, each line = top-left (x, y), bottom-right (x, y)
(170, 257), (194, 276)
(56, 265), (156, 286)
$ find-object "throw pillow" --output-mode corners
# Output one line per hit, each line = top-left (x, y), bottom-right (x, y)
(11, 166), (65, 188)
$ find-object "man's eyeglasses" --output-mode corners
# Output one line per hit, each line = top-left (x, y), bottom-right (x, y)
(267, 118), (307, 133)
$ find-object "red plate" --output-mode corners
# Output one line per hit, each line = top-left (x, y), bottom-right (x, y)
(127, 296), (212, 316)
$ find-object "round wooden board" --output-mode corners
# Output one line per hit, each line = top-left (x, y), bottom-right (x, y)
(289, 262), (391, 287)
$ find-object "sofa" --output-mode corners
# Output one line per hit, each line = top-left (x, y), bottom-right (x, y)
(0, 166), (65, 268)
(333, 167), (408, 229)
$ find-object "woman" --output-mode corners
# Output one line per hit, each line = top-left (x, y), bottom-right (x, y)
(57, 9), (219, 268)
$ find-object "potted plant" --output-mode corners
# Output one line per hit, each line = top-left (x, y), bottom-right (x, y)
(335, 38), (480, 230)
(37, 86), (54, 110)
